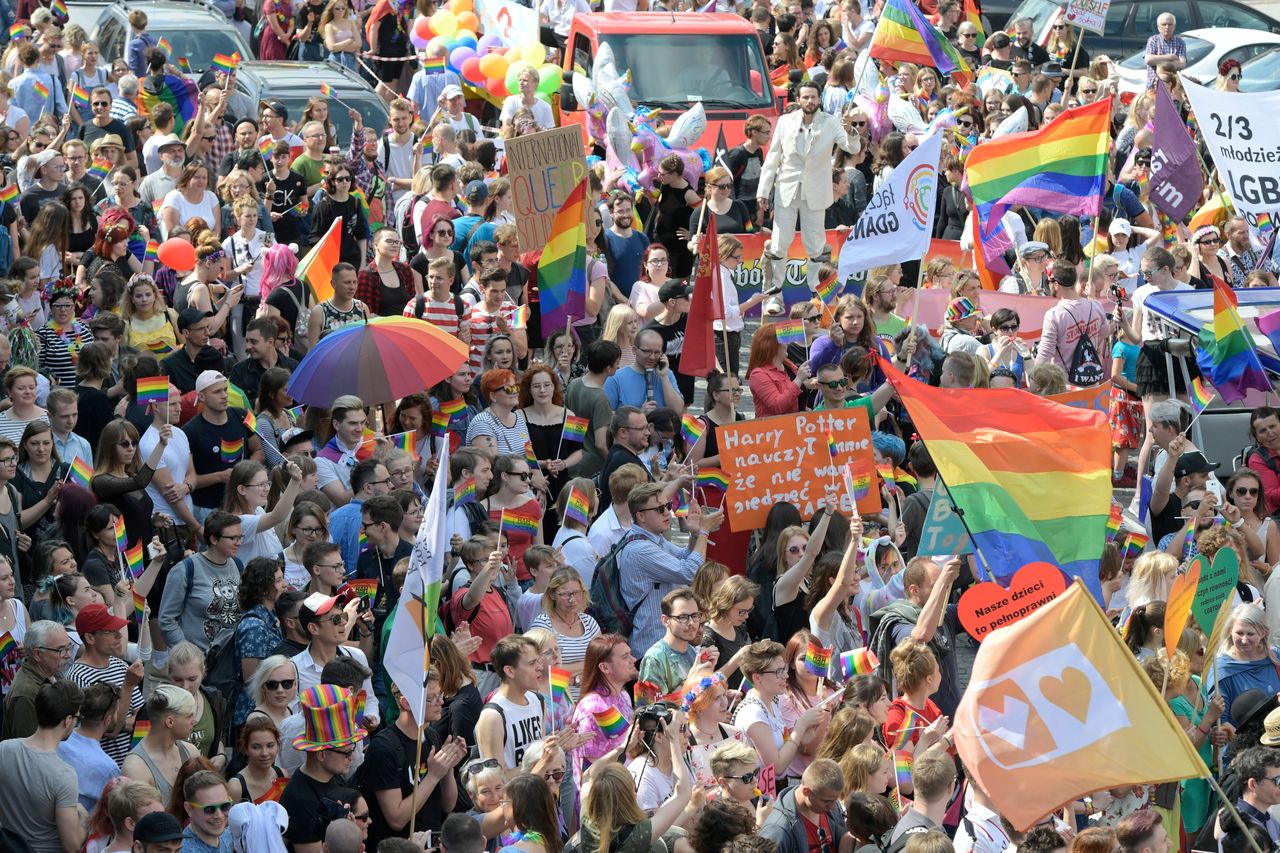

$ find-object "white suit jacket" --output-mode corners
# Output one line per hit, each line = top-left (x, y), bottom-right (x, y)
(757, 110), (860, 211)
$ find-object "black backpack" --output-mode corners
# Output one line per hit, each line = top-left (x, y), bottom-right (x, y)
(586, 534), (656, 638)
(398, 192), (423, 257)
(1065, 306), (1106, 387)
(410, 292), (466, 321)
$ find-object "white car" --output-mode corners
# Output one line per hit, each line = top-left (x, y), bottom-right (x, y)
(1115, 27), (1280, 95)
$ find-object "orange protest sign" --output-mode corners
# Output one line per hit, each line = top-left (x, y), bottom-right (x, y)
(716, 409), (880, 533)
(1165, 556), (1202, 660)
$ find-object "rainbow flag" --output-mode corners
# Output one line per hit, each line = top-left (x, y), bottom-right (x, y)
(211, 53), (238, 74)
(1256, 212), (1274, 235)
(286, 405), (305, 421)
(775, 319), (807, 347)
(510, 304), (529, 330)
(177, 57), (192, 73)
(257, 136), (275, 160)
(357, 528), (369, 553)
(0, 185), (17, 206)
(70, 83), (90, 109)
(8, 23), (28, 40)
(550, 667), (572, 702)
(524, 441), (538, 468)
(894, 751), (913, 788)
(136, 375), (169, 408)
(151, 198), (163, 216)
(131, 719), (150, 747)
(345, 579), (379, 602)
(49, 0), (66, 18)
(876, 462), (897, 489)
(390, 431), (419, 460)
(890, 708), (924, 749)
(976, 66), (1015, 96)
(156, 36), (171, 56)
(803, 637), (832, 677)
(1105, 503), (1123, 541)
(440, 398), (466, 417)
(673, 488), (690, 518)
(220, 438), (244, 465)
(815, 274), (841, 304)
(538, 179), (588, 336)
(114, 515), (128, 551)
(966, 99), (1111, 245)
(679, 413), (705, 446)
(883, 358), (1112, 600)
(424, 55), (446, 73)
(144, 240), (159, 262)
(320, 83), (334, 98)
(0, 632), (15, 661)
(592, 706), (628, 737)
(827, 433), (839, 462)
(838, 647), (879, 679)
(66, 456), (93, 489)
(126, 541), (145, 579)
(1124, 531), (1150, 559)
(564, 487), (591, 526)
(143, 339), (173, 355)
(870, 0), (970, 85)
(243, 410), (259, 433)
(502, 510), (540, 536)
(88, 157), (112, 179)
(420, 138), (434, 158)
(562, 415), (590, 444)
(454, 475), (477, 505)
(1196, 277), (1271, 404)
(139, 74), (199, 136)
(697, 468), (731, 490)
(32, 80), (49, 101)
(1189, 377), (1215, 414)
(227, 382), (251, 410)
(431, 411), (450, 436)
(846, 462), (872, 500)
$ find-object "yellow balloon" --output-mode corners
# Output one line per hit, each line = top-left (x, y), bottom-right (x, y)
(521, 42), (545, 65)
(430, 9), (458, 38)
(448, 0), (473, 11)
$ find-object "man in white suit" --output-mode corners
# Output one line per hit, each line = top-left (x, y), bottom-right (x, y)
(757, 81), (861, 293)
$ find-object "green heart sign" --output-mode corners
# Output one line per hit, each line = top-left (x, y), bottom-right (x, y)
(1191, 547), (1239, 634)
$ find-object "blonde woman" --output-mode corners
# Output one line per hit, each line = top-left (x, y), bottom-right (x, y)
(600, 304), (641, 370)
(530, 567), (601, 688)
(321, 0), (360, 71)
(576, 758), (691, 853)
(709, 740), (771, 825)
(1123, 551), (1177, 608)
(121, 274), (180, 355)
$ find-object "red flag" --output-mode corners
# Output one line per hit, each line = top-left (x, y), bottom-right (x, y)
(680, 216), (723, 378)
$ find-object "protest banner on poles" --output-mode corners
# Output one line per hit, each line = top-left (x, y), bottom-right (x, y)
(473, 0), (538, 46)
(1063, 0), (1111, 34)
(504, 125), (588, 252)
(716, 409), (880, 532)
(1182, 78), (1280, 237)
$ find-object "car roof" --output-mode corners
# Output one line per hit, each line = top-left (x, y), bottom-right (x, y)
(101, 0), (234, 26)
(574, 12), (756, 35)
(230, 60), (378, 93)
(1177, 26), (1280, 44)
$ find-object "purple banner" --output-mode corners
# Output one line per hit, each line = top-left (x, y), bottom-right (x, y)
(1149, 82), (1202, 222)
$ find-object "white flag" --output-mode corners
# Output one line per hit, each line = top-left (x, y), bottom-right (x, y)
(384, 439), (449, 725)
(836, 130), (942, 281)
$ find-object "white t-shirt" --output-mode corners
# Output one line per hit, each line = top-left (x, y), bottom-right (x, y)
(552, 526), (597, 587)
(630, 281), (660, 318)
(714, 264), (744, 332)
(139, 425), (195, 522)
(223, 229), (268, 298)
(237, 506), (284, 564)
(731, 691), (786, 751)
(499, 95), (554, 130)
(627, 755), (675, 811)
(1132, 281), (1192, 342)
(159, 189), (220, 240)
(380, 134), (417, 205)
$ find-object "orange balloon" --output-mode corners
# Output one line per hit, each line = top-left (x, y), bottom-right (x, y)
(156, 238), (196, 271)
(477, 52), (508, 80)
(448, 0), (474, 11)
(457, 11), (479, 32)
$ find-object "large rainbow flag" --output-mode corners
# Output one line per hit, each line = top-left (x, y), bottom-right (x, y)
(298, 217), (343, 303)
(870, 0), (971, 86)
(1196, 276), (1272, 404)
(965, 98), (1111, 244)
(139, 75), (199, 136)
(881, 358), (1111, 601)
(538, 179), (588, 336)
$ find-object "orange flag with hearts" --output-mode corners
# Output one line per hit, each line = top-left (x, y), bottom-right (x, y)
(953, 579), (1209, 830)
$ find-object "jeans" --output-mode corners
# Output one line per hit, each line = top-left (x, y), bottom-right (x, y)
(328, 51), (356, 71)
(297, 40), (326, 61)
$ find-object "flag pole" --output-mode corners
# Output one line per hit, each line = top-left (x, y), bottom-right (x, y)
(409, 436), (445, 837)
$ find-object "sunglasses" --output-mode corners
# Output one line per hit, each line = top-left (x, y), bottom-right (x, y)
(729, 769), (760, 784)
(500, 384), (520, 394)
(434, 228), (454, 236)
(997, 324), (1020, 333)
(265, 679), (296, 690)
(820, 379), (848, 390)
(1198, 238), (1221, 246)
(189, 801), (233, 815)
(543, 769), (566, 782)
(507, 471), (532, 481)
(638, 502), (673, 515)
(1235, 487), (1260, 497)
(466, 758), (502, 775)
(1228, 73), (1241, 81)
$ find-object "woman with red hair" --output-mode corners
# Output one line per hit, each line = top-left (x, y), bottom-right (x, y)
(747, 325), (813, 417)
(1216, 58), (1242, 92)
(76, 207), (144, 288)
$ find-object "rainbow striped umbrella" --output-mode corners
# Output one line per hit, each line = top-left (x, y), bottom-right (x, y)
(287, 316), (469, 406)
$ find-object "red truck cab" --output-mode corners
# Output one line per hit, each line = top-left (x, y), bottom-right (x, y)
(558, 12), (779, 156)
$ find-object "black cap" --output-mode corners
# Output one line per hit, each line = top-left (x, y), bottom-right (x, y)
(176, 308), (213, 331)
(260, 99), (288, 121)
(658, 279), (692, 302)
(1174, 451), (1220, 478)
(135, 812), (185, 843)
(193, 345), (226, 372)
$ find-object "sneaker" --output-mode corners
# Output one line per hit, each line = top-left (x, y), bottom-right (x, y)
(764, 295), (785, 316)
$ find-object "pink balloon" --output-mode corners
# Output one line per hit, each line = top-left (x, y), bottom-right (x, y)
(157, 238), (196, 272)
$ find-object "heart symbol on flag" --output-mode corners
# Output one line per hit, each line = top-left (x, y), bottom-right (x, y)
(1039, 666), (1092, 725)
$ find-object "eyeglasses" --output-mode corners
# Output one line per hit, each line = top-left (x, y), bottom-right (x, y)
(91, 100), (110, 107)
(434, 229), (455, 237)
(188, 801), (233, 816)
(1080, 88), (1097, 94)
(554, 590), (584, 600)
(1235, 487), (1260, 497)
(668, 612), (704, 624)
(637, 502), (673, 515)
(850, 120), (867, 127)
(646, 257), (668, 265)
(729, 769), (759, 784)
(500, 384), (520, 395)
(313, 562), (344, 573)
(957, 120), (974, 129)
(330, 746), (356, 757)
(761, 667), (789, 678)
(296, 526), (325, 536)
(213, 534), (245, 543)
(959, 31), (976, 37)
(37, 645), (72, 657)
(711, 182), (732, 190)
(1052, 23), (1066, 28)
(466, 758), (502, 775)
(265, 679), (295, 690)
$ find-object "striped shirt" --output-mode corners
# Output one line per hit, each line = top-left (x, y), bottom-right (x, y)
(404, 296), (461, 336)
(465, 300), (515, 371)
(1143, 34), (1186, 87)
(66, 656), (144, 765)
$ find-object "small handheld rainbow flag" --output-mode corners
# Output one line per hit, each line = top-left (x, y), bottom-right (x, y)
(8, 23), (29, 40)
(890, 708), (924, 749)
(876, 462), (897, 488)
(697, 468), (731, 490)
(243, 410), (259, 433)
(144, 240), (159, 262)
(894, 751), (913, 788)
(1124, 531), (1150, 559)
(177, 57), (192, 73)
(503, 510), (540, 536)
(454, 475), (477, 505)
(826, 433), (839, 462)
(390, 431), (419, 460)
(550, 667), (572, 702)
(156, 36), (171, 56)
(71, 83), (89, 109)
(32, 80), (49, 101)
(114, 514), (128, 552)
(816, 274), (841, 304)
(838, 647), (879, 679)
(592, 706), (629, 737)
(143, 339), (174, 355)
(1184, 525), (1196, 555)
(510, 304), (529, 330)
(0, 185), (17, 206)
(431, 411), (450, 436)
(257, 136), (275, 160)
(423, 55), (446, 73)
(344, 579), (379, 602)
(220, 438), (244, 465)
(803, 637), (832, 678)
(0, 631), (15, 661)
(774, 318), (807, 346)
(88, 157), (113, 179)
(524, 441), (538, 469)
(131, 719), (150, 747)
(136, 375), (169, 408)
(1189, 377), (1215, 414)
(845, 461), (871, 501)
(562, 415), (589, 444)
(50, 0), (67, 18)
(125, 541), (145, 578)
(440, 398), (466, 417)
(1105, 503), (1123, 541)
(286, 405), (305, 421)
(66, 455), (93, 489)
(211, 53), (238, 73)
(320, 83), (334, 98)
(679, 413), (705, 446)
(564, 487), (591, 526)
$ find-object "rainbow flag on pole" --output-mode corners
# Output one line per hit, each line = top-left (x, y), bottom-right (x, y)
(538, 180), (588, 336)
(965, 99), (1112, 245)
(697, 468), (731, 490)
(882, 357), (1112, 601)
(869, 0), (971, 86)
(838, 647), (879, 678)
(1196, 276), (1272, 404)
(503, 510), (540, 536)
(114, 515), (128, 551)
(71, 83), (90, 109)
(66, 456), (93, 489)
(774, 319), (806, 346)
(454, 475), (477, 505)
(1189, 377), (1215, 414)
(564, 487), (591, 526)
(136, 376), (169, 408)
(803, 637), (832, 677)
(550, 667), (572, 702)
(1105, 503), (1123, 540)
(390, 431), (419, 460)
(679, 413), (705, 446)
(125, 541), (145, 579)
(562, 415), (590, 444)
(211, 53), (238, 74)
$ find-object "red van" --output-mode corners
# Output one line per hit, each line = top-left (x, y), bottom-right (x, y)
(558, 12), (779, 155)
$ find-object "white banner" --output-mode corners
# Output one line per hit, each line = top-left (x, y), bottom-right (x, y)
(474, 0), (538, 47)
(836, 130), (942, 280)
(1181, 77), (1280, 236)
(1064, 0), (1111, 36)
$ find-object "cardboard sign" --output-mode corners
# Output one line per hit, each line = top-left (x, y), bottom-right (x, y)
(916, 483), (973, 557)
(1165, 556), (1203, 659)
(1064, 0), (1111, 35)
(1191, 547), (1239, 634)
(717, 409), (880, 533)
(958, 562), (1069, 640)
(757, 762), (777, 799)
(1045, 382), (1111, 413)
(504, 125), (588, 252)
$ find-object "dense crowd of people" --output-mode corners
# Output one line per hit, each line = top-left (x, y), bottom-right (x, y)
(0, 1), (1275, 853)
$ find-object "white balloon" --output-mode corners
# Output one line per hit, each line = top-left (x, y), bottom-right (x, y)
(666, 102), (707, 151)
(887, 95), (926, 133)
(572, 70), (595, 110)
(994, 106), (1028, 137)
(606, 107), (638, 171)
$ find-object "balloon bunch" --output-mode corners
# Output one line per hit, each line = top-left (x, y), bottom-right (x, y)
(410, 1), (563, 103)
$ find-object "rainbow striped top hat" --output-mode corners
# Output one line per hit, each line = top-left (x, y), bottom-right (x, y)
(291, 685), (369, 752)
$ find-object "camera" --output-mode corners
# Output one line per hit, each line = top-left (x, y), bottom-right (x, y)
(636, 703), (674, 751)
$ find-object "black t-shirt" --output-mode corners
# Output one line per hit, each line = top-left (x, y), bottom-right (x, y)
(721, 145), (765, 205)
(361, 724), (446, 848)
(265, 171), (308, 246)
(1151, 490), (1184, 547)
(1011, 41), (1050, 67)
(296, 1), (327, 43)
(82, 549), (120, 589)
(409, 250), (467, 286)
(281, 768), (345, 847)
(20, 185), (63, 223)
(266, 280), (310, 333)
(80, 118), (137, 153)
(182, 409), (253, 509)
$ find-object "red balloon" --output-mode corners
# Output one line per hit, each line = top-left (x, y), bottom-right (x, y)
(460, 56), (484, 84)
(486, 77), (507, 97)
(413, 16), (434, 41)
(157, 237), (196, 271)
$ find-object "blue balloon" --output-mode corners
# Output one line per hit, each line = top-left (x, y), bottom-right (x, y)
(454, 33), (478, 50)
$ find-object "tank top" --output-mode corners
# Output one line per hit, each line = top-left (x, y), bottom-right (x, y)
(233, 767), (287, 803)
(482, 690), (544, 769)
(128, 740), (193, 803)
(319, 299), (368, 338)
(0, 598), (26, 694)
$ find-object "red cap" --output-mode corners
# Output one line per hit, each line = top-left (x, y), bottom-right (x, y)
(75, 603), (129, 635)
